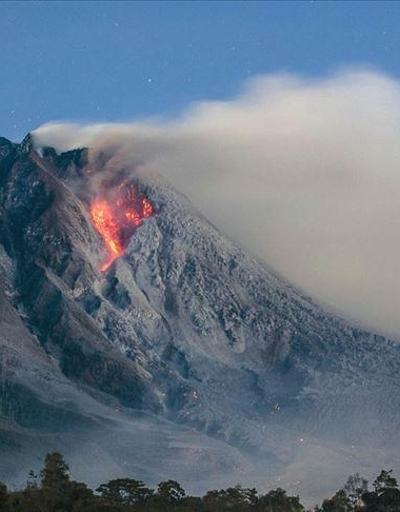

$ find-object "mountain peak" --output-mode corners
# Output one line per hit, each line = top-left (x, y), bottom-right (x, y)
(0, 136), (13, 147)
(18, 132), (34, 154)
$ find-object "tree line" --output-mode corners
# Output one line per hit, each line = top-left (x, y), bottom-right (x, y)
(0, 452), (399, 511)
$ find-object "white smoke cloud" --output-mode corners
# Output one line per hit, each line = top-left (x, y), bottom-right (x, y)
(33, 69), (400, 337)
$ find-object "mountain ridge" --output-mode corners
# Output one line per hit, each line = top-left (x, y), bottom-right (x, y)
(0, 134), (399, 503)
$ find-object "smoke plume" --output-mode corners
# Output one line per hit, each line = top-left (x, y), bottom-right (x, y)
(33, 69), (400, 337)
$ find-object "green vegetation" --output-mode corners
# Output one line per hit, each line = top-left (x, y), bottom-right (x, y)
(0, 452), (399, 511)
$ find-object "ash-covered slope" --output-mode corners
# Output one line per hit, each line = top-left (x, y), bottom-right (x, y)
(1, 134), (400, 501)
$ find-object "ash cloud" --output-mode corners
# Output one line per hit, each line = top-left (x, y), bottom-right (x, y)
(33, 69), (400, 337)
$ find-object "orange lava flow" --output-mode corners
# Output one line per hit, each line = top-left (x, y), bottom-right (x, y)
(90, 187), (153, 272)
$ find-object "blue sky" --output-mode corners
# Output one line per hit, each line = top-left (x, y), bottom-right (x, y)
(0, 0), (399, 141)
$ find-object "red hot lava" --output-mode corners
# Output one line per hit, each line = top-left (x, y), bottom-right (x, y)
(90, 184), (153, 271)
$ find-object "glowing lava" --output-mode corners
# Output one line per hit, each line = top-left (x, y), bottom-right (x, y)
(90, 185), (153, 272)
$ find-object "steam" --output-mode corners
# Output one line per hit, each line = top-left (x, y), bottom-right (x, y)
(33, 69), (400, 337)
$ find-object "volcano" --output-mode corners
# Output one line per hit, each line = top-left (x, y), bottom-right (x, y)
(1, 134), (400, 503)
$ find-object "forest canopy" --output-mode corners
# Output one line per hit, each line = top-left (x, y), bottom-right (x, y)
(0, 452), (399, 512)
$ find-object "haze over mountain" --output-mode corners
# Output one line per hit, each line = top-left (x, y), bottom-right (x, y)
(33, 70), (400, 338)
(1, 132), (400, 505)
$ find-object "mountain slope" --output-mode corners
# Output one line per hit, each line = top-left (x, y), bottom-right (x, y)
(0, 134), (400, 502)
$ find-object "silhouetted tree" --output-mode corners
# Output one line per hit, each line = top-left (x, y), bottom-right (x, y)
(0, 483), (8, 512)
(157, 480), (186, 502)
(41, 452), (70, 490)
(256, 487), (304, 512)
(68, 480), (94, 511)
(40, 452), (71, 511)
(203, 485), (257, 511)
(363, 469), (400, 512)
(343, 473), (368, 509)
(26, 470), (38, 490)
(96, 478), (153, 506)
(373, 470), (398, 493)
(318, 489), (353, 511)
